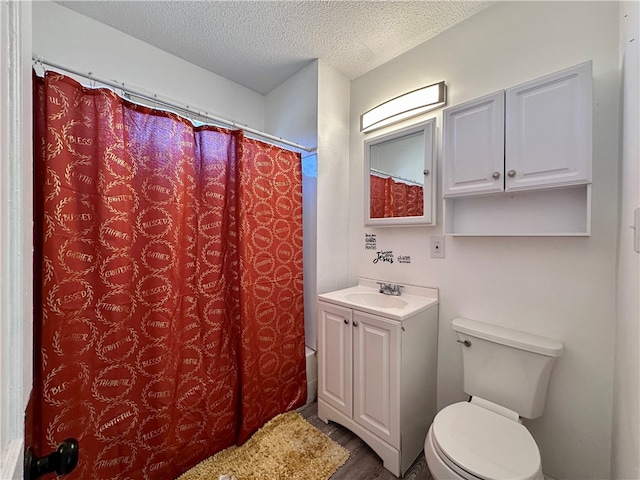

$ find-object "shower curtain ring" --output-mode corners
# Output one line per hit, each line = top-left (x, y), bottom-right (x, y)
(33, 57), (45, 76)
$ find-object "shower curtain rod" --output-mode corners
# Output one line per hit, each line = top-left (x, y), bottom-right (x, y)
(370, 168), (422, 186)
(32, 56), (317, 154)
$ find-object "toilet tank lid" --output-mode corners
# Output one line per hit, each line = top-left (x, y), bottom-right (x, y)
(452, 318), (564, 357)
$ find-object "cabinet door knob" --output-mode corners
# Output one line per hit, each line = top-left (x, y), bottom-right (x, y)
(353, 321), (358, 327)
(423, 169), (430, 176)
(344, 319), (348, 325)
(492, 171), (500, 179)
(507, 170), (516, 177)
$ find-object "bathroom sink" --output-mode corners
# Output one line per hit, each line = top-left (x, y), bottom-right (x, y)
(318, 278), (439, 321)
(343, 292), (408, 309)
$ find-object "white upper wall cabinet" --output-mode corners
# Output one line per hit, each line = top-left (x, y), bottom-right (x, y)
(442, 61), (593, 236)
(443, 61), (592, 198)
(505, 62), (593, 191)
(442, 91), (504, 197)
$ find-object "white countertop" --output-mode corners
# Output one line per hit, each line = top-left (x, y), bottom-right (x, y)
(318, 277), (438, 321)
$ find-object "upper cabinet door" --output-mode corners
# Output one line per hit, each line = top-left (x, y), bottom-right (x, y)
(505, 61), (592, 191)
(442, 91), (505, 198)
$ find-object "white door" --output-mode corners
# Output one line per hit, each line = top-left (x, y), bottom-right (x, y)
(505, 61), (592, 191)
(317, 302), (353, 417)
(0, 2), (33, 479)
(352, 312), (400, 448)
(442, 91), (505, 197)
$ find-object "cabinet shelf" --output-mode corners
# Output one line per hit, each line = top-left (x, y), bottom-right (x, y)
(443, 184), (591, 236)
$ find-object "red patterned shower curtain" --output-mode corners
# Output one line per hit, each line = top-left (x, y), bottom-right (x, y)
(369, 175), (423, 218)
(29, 71), (306, 479)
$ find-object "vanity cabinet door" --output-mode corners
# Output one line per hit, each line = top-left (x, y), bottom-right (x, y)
(442, 91), (505, 198)
(352, 311), (400, 448)
(505, 62), (592, 191)
(318, 302), (353, 417)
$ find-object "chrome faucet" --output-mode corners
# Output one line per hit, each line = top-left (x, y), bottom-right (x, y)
(377, 282), (403, 296)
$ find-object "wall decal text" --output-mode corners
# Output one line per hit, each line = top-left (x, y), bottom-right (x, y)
(365, 233), (377, 250)
(373, 250), (394, 264)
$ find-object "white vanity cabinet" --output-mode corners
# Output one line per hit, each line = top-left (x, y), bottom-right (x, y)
(318, 303), (400, 446)
(442, 61), (593, 236)
(316, 281), (438, 477)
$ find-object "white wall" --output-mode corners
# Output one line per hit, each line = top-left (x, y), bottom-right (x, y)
(32, 1), (265, 130)
(316, 59), (351, 306)
(265, 61), (318, 149)
(349, 2), (620, 479)
(612, 2), (640, 479)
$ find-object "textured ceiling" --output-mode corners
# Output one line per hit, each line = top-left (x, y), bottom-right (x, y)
(56, 1), (493, 95)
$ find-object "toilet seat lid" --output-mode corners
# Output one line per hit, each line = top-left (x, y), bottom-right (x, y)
(433, 401), (541, 480)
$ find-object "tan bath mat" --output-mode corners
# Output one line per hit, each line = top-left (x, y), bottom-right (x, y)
(178, 411), (349, 480)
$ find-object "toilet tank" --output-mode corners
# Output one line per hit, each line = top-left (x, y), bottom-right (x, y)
(452, 317), (564, 419)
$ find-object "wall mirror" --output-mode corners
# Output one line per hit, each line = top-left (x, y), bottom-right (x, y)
(364, 118), (436, 226)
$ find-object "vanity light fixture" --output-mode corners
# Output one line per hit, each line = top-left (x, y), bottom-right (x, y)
(360, 81), (446, 133)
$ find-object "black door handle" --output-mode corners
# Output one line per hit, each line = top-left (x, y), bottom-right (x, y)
(24, 438), (79, 480)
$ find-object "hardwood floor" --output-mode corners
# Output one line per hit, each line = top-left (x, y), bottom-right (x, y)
(298, 402), (433, 480)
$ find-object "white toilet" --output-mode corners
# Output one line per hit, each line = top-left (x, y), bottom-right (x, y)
(425, 317), (564, 480)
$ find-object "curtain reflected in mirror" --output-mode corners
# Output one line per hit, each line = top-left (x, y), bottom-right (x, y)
(368, 130), (425, 219)
(370, 175), (423, 218)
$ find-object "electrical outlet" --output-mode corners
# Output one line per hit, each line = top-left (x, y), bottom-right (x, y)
(430, 236), (445, 258)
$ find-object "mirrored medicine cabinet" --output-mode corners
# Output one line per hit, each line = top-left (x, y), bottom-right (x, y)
(364, 118), (436, 226)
